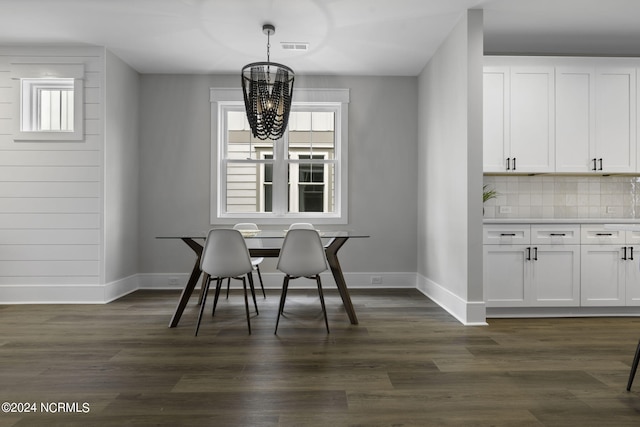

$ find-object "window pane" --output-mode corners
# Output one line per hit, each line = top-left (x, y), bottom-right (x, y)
(227, 111), (271, 160)
(299, 185), (324, 212)
(288, 111), (335, 156)
(225, 160), (273, 213)
(288, 162), (334, 213)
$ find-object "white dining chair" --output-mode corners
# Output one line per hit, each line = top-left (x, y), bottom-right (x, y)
(195, 228), (258, 336)
(275, 228), (330, 334)
(288, 222), (315, 230)
(227, 223), (266, 298)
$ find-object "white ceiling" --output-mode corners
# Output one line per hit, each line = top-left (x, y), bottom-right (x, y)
(1, 0), (640, 76)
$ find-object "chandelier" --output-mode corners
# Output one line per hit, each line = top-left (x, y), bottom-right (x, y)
(241, 24), (295, 141)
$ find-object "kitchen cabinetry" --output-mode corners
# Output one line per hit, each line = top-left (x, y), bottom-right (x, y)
(484, 57), (638, 174)
(581, 225), (640, 306)
(483, 66), (555, 173)
(483, 224), (580, 307)
(555, 67), (636, 173)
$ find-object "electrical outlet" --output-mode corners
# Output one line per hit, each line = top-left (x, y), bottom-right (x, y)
(371, 276), (383, 285)
(499, 206), (512, 214)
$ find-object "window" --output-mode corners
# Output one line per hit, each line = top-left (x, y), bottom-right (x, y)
(21, 78), (75, 132)
(211, 88), (349, 224)
(11, 62), (84, 141)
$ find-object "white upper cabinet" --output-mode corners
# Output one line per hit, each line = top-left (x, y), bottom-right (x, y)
(483, 65), (555, 173)
(485, 57), (638, 174)
(593, 68), (636, 173)
(483, 67), (510, 172)
(509, 67), (555, 173)
(555, 67), (595, 173)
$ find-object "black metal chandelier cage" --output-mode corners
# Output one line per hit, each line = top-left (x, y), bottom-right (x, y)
(241, 24), (295, 141)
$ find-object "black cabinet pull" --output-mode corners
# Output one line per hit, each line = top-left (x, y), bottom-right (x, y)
(598, 158), (603, 171)
(533, 247), (538, 261)
(592, 158), (597, 171)
(595, 233), (613, 236)
(506, 158), (511, 171)
(526, 247), (531, 261)
(549, 233), (566, 236)
(631, 247), (634, 260)
(623, 246), (628, 260)
(512, 157), (516, 170)
(500, 233), (516, 236)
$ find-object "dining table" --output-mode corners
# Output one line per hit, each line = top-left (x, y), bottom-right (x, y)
(157, 229), (369, 328)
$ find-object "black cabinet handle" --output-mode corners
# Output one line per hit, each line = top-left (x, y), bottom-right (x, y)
(533, 247), (538, 261)
(549, 233), (566, 236)
(623, 246), (628, 260)
(500, 233), (516, 236)
(598, 158), (603, 171)
(506, 158), (511, 171)
(512, 157), (516, 170)
(526, 247), (531, 261)
(630, 247), (634, 260)
(592, 158), (597, 171)
(596, 233), (613, 236)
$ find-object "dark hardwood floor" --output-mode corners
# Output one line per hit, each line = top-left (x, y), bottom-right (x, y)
(1, 288), (640, 426)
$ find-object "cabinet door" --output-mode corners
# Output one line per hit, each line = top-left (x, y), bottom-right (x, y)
(483, 67), (509, 172)
(555, 68), (594, 173)
(509, 67), (555, 173)
(530, 245), (580, 306)
(580, 245), (625, 306)
(625, 245), (640, 306)
(483, 244), (529, 307)
(594, 68), (637, 173)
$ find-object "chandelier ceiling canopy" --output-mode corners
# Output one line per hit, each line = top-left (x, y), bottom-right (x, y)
(241, 24), (295, 141)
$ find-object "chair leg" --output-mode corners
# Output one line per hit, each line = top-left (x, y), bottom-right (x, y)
(247, 273), (259, 315)
(275, 276), (290, 334)
(256, 265), (266, 298)
(195, 276), (212, 336)
(316, 275), (330, 333)
(627, 340), (640, 391)
(242, 277), (251, 334)
(226, 278), (231, 299)
(212, 278), (222, 317)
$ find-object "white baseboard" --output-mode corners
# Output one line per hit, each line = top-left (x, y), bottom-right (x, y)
(416, 274), (487, 326)
(139, 272), (418, 290)
(0, 274), (139, 304)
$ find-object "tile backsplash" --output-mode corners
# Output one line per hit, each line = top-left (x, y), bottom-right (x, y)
(483, 175), (640, 219)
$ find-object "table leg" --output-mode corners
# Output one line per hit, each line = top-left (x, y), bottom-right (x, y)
(325, 237), (358, 325)
(169, 238), (203, 328)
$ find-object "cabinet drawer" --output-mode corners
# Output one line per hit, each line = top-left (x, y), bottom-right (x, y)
(531, 224), (580, 245)
(484, 225), (530, 244)
(581, 225), (626, 244)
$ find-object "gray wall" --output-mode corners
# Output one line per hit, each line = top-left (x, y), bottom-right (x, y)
(417, 10), (485, 323)
(104, 50), (140, 283)
(138, 74), (419, 277)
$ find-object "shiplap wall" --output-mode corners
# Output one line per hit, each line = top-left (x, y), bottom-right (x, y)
(0, 47), (103, 293)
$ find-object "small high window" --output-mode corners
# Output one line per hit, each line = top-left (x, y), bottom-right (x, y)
(11, 62), (84, 141)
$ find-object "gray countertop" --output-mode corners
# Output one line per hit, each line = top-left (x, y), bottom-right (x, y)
(483, 218), (640, 224)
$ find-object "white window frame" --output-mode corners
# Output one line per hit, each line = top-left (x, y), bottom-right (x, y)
(210, 88), (349, 225)
(10, 62), (84, 141)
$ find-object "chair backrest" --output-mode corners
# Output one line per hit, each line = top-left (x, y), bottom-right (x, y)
(200, 229), (254, 278)
(288, 222), (315, 230)
(277, 228), (328, 276)
(233, 223), (259, 231)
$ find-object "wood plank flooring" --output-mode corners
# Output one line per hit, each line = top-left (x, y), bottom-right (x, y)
(1, 288), (640, 426)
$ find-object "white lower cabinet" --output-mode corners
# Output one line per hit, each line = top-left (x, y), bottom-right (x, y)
(580, 226), (640, 306)
(483, 224), (580, 307)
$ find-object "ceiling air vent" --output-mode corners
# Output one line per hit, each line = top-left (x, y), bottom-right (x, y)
(281, 42), (309, 51)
